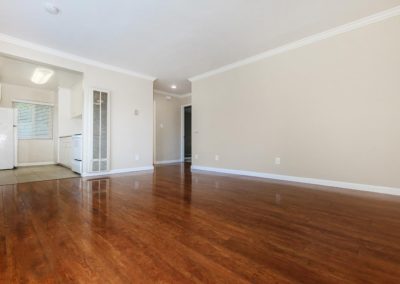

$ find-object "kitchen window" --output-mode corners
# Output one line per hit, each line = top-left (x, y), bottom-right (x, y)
(13, 101), (53, 140)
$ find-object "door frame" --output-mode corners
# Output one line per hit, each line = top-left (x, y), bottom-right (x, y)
(153, 100), (157, 164)
(180, 104), (191, 162)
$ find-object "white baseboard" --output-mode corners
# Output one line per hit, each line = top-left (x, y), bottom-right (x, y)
(154, 160), (182, 165)
(18, 162), (56, 167)
(191, 165), (400, 196)
(82, 166), (154, 177)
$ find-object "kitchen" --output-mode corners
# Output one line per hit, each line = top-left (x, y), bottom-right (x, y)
(0, 54), (83, 185)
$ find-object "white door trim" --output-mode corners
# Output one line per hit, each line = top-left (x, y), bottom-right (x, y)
(88, 88), (111, 173)
(153, 100), (157, 164)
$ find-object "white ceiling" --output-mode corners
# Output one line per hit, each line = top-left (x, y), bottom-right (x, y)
(0, 0), (399, 95)
(0, 55), (83, 90)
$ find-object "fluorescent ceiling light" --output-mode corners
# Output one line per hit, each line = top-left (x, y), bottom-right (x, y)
(31, 68), (54, 84)
(171, 85), (177, 89)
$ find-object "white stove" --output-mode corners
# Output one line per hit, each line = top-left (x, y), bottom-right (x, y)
(71, 134), (82, 174)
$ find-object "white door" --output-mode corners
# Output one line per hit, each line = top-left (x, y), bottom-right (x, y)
(90, 90), (110, 172)
(0, 108), (15, 170)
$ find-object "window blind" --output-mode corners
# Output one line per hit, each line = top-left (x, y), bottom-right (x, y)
(13, 102), (53, 140)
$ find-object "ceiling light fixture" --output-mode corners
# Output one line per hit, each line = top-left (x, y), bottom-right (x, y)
(44, 2), (60, 15)
(31, 68), (54, 85)
(171, 85), (177, 89)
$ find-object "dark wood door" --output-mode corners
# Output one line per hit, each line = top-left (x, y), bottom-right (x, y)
(184, 106), (192, 159)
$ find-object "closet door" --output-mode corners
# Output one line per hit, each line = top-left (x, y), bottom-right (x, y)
(91, 90), (110, 172)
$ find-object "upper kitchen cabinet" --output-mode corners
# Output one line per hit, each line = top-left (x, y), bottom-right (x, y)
(71, 80), (83, 118)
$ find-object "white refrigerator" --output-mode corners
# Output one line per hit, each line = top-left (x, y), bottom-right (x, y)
(0, 107), (17, 170)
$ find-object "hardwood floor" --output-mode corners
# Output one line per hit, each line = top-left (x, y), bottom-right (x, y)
(1, 163), (400, 283)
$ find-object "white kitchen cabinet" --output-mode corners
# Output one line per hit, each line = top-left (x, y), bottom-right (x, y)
(59, 136), (72, 168)
(71, 81), (83, 118)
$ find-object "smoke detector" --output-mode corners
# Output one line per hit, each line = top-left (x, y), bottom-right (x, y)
(44, 2), (60, 15)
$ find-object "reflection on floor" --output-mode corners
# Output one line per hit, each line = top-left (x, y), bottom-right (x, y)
(0, 164), (79, 185)
(1, 163), (400, 282)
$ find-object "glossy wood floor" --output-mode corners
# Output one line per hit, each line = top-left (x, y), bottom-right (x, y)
(1, 163), (400, 283)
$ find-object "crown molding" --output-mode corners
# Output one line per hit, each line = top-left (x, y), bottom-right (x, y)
(154, 89), (191, 98)
(0, 33), (157, 81)
(189, 5), (400, 82)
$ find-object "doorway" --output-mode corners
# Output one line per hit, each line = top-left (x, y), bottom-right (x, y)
(183, 105), (192, 162)
(0, 54), (83, 185)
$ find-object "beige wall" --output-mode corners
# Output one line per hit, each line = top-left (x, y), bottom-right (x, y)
(154, 93), (191, 162)
(0, 83), (56, 165)
(192, 16), (400, 188)
(18, 140), (55, 164)
(180, 96), (191, 106)
(81, 67), (153, 172)
(0, 83), (55, 107)
(0, 37), (154, 173)
(85, 68), (154, 170)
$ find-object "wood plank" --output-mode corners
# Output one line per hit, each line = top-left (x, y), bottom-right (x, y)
(1, 163), (400, 283)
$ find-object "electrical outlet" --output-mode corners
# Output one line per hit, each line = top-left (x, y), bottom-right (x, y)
(275, 193), (282, 205)
(275, 157), (281, 165)
(160, 123), (164, 128)
(194, 154), (199, 160)
(135, 154), (140, 161)
(215, 155), (220, 161)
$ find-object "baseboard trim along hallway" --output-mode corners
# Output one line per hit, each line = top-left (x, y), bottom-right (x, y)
(154, 160), (183, 165)
(82, 166), (154, 177)
(18, 162), (57, 167)
(191, 165), (400, 196)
